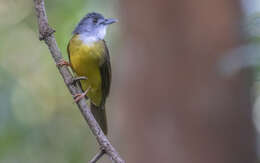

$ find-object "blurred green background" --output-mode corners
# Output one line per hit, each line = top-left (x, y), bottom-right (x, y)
(0, 0), (119, 162)
(1, 0), (260, 162)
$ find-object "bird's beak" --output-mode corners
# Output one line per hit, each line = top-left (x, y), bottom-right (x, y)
(104, 18), (118, 25)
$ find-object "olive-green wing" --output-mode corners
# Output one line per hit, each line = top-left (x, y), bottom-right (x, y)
(67, 41), (71, 64)
(100, 40), (112, 106)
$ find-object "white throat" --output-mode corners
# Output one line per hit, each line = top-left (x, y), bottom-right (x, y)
(79, 26), (107, 45)
(79, 35), (98, 45)
(97, 26), (107, 40)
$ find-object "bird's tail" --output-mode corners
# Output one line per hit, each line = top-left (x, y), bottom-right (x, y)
(90, 103), (108, 135)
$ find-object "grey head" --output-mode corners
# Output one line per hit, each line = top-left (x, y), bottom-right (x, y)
(73, 12), (117, 41)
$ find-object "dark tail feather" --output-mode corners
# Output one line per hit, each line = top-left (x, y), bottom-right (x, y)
(90, 103), (108, 135)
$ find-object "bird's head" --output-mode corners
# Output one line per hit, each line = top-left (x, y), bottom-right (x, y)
(73, 12), (117, 40)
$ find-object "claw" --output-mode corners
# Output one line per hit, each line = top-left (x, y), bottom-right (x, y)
(73, 87), (90, 103)
(57, 59), (70, 67)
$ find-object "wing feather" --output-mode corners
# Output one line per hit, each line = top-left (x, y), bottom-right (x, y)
(100, 40), (112, 106)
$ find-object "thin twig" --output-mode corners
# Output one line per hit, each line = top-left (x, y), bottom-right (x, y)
(89, 150), (106, 163)
(33, 0), (125, 163)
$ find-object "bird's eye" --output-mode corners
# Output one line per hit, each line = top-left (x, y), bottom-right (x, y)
(93, 18), (98, 23)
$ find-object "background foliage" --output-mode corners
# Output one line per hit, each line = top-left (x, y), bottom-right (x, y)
(0, 0), (260, 162)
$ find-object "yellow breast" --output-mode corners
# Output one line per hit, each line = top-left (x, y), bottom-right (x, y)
(68, 35), (106, 106)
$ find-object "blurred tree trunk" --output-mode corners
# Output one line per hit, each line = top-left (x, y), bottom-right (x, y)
(118, 0), (257, 163)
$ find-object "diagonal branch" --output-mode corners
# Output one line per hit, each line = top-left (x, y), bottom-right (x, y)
(33, 0), (125, 163)
(89, 150), (106, 163)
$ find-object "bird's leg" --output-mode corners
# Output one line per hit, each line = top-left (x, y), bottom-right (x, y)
(56, 59), (71, 67)
(69, 76), (88, 85)
(73, 87), (91, 103)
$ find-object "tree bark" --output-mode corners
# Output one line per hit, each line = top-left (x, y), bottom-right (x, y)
(119, 0), (257, 162)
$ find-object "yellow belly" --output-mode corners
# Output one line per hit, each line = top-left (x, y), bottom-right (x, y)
(68, 35), (105, 106)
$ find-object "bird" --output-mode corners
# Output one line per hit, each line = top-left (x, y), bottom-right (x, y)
(59, 12), (117, 135)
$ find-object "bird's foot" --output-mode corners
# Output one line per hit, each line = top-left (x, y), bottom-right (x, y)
(56, 59), (70, 67)
(69, 76), (88, 85)
(73, 87), (90, 103)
